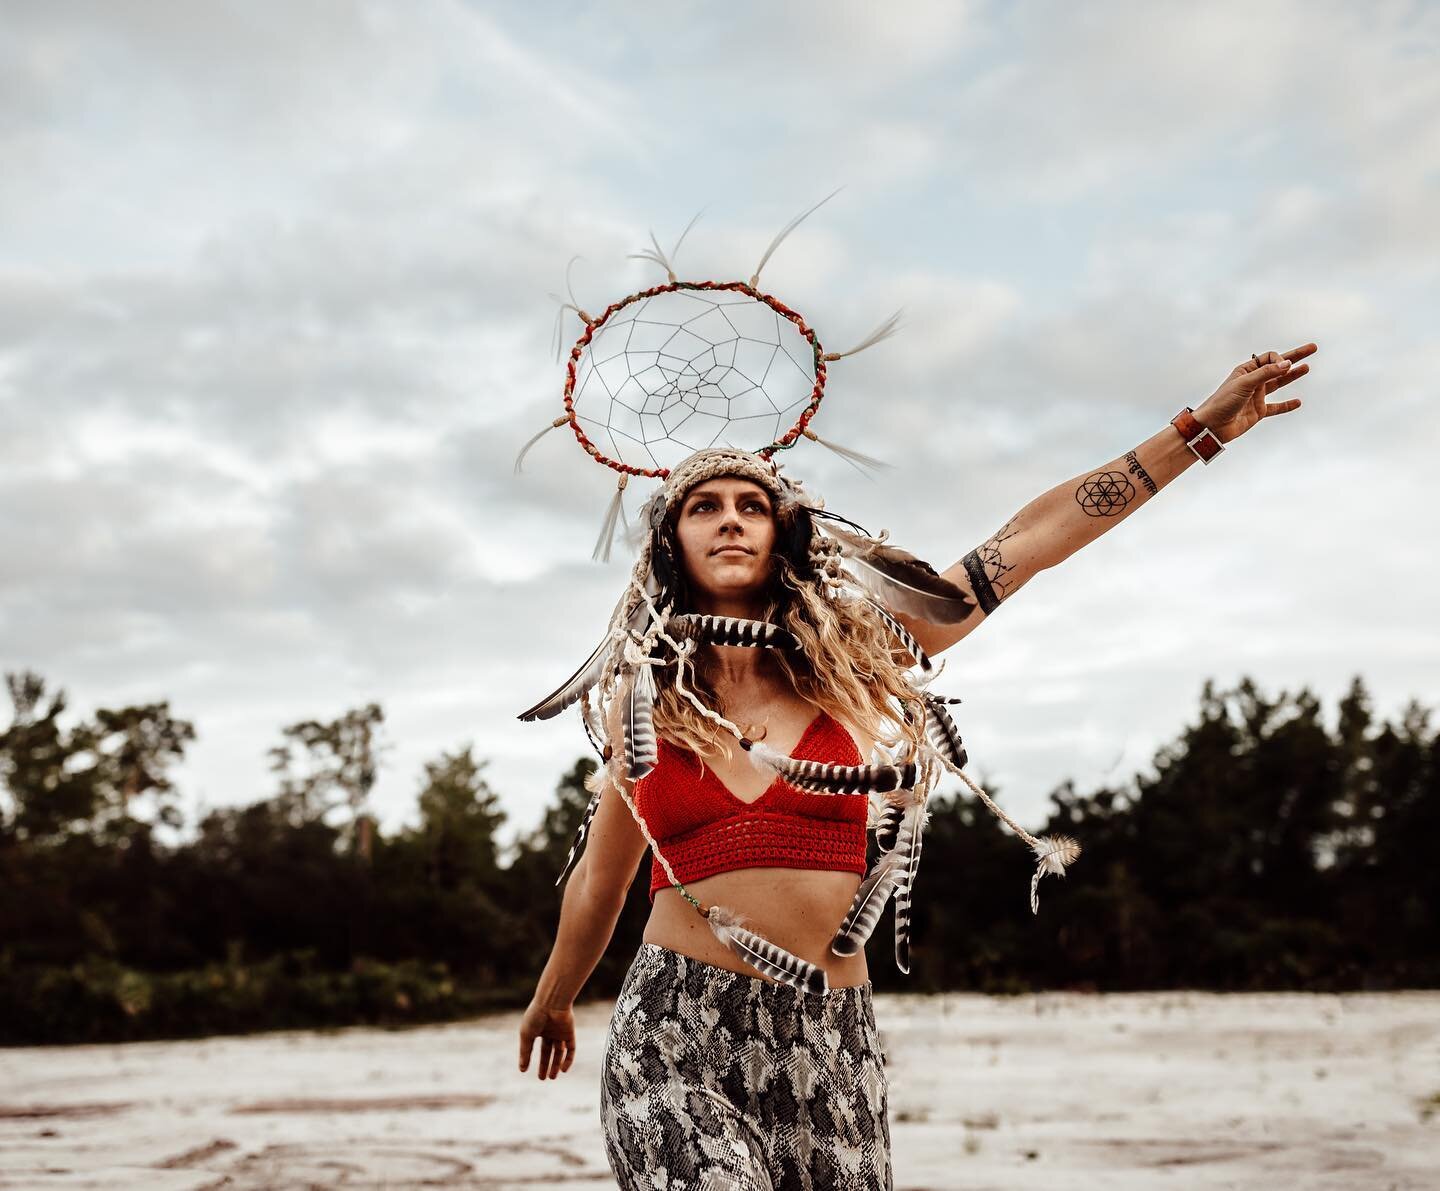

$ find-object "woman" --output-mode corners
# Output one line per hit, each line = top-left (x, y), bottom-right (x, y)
(517, 343), (1315, 1189)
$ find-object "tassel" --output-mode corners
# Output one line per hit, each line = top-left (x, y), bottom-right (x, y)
(623, 664), (659, 781)
(548, 257), (592, 363)
(514, 416), (569, 474)
(667, 613), (797, 651)
(893, 805), (927, 975)
(750, 187), (843, 288)
(821, 309), (903, 361)
(801, 427), (892, 476)
(866, 599), (933, 676)
(707, 905), (828, 995)
(555, 787), (602, 887)
(592, 474), (629, 563)
(873, 801), (904, 853)
(746, 740), (915, 795)
(830, 849), (903, 957)
(922, 692), (968, 769)
(823, 525), (975, 625)
(1029, 834), (1082, 915)
(627, 208), (707, 283)
(550, 302), (566, 365)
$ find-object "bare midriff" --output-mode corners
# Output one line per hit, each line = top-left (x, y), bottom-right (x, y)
(643, 866), (872, 989)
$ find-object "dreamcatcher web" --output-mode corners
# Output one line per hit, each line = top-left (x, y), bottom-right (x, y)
(571, 288), (816, 475)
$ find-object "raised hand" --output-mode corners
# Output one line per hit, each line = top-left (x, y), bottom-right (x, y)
(1194, 343), (1317, 444)
(519, 1000), (576, 1081)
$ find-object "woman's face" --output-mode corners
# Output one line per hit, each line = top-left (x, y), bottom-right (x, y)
(672, 477), (778, 603)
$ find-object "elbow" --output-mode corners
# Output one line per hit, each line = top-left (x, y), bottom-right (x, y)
(573, 857), (631, 915)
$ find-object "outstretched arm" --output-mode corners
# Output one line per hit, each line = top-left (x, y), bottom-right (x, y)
(898, 343), (1317, 658)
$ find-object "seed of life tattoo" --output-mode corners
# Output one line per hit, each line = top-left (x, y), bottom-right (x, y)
(1075, 470), (1136, 517)
(961, 514), (1022, 615)
(1123, 450), (1157, 496)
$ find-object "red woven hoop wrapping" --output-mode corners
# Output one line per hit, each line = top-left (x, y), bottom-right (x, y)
(562, 280), (828, 479)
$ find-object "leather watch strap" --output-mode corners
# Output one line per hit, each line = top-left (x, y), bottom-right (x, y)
(1171, 407), (1225, 465)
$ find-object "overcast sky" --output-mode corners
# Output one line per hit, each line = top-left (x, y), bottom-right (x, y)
(4, 0), (1438, 850)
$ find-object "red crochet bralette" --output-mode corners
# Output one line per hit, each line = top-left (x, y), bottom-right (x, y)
(633, 710), (869, 902)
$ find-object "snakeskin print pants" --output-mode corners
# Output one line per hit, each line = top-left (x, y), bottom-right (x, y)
(600, 942), (892, 1190)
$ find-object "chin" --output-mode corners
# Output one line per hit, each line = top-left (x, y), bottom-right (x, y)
(697, 569), (769, 599)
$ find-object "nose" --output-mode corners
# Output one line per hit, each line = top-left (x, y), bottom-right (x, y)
(717, 503), (744, 536)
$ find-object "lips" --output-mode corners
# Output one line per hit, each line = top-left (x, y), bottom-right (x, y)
(711, 546), (752, 557)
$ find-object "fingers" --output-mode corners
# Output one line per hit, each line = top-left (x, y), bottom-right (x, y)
(1262, 397), (1302, 417)
(1249, 358), (1292, 388)
(525, 1037), (574, 1080)
(519, 1031), (531, 1074)
(1247, 343), (1318, 372)
(1271, 362), (1309, 390)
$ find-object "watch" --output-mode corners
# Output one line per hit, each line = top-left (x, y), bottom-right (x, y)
(1170, 407), (1225, 465)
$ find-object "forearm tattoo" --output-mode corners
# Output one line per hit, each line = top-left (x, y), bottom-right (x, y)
(1123, 450), (1157, 496)
(961, 515), (1021, 614)
(1075, 470), (1136, 517)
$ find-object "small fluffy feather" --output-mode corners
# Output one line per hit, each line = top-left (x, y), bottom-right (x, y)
(1028, 834), (1082, 914)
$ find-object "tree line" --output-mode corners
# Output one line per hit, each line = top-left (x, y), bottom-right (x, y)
(0, 670), (1435, 1045)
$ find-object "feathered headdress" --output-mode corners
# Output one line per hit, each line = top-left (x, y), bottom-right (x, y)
(518, 199), (1079, 994)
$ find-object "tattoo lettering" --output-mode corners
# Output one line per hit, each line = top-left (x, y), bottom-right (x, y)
(1075, 471), (1135, 517)
(961, 514), (1021, 614)
(1123, 450), (1157, 496)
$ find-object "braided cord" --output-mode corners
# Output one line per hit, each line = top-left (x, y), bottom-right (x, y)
(933, 755), (1040, 849)
(607, 764), (705, 914)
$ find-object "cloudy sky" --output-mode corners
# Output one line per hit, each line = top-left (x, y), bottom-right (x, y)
(4, 0), (1437, 851)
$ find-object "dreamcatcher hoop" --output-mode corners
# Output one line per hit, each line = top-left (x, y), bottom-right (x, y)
(515, 193), (903, 559)
(562, 279), (828, 480)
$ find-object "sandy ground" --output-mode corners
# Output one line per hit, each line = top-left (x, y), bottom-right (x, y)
(1, 990), (1437, 1189)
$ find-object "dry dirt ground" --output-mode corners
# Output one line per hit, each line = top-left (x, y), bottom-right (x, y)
(2, 990), (1437, 1189)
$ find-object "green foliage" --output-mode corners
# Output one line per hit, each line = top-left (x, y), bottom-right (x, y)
(0, 949), (503, 1046)
(268, 702), (385, 853)
(0, 671), (195, 843)
(0, 670), (1436, 1044)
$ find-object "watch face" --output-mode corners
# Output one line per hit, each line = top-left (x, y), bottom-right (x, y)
(1192, 430), (1223, 461)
